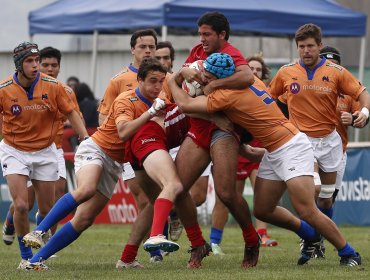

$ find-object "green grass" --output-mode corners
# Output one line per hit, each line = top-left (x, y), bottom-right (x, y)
(1, 224), (369, 280)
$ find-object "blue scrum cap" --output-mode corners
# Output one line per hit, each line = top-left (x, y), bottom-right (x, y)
(203, 53), (235, 79)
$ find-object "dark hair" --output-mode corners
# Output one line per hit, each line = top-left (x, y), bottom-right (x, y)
(246, 55), (271, 80)
(75, 82), (95, 103)
(156, 41), (175, 62)
(40, 46), (62, 65)
(137, 57), (167, 81)
(197, 12), (230, 41)
(67, 76), (80, 84)
(130, 29), (158, 48)
(320, 46), (341, 65)
(295, 23), (322, 46)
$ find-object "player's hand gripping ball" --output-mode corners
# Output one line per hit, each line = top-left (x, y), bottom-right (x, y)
(182, 60), (204, 97)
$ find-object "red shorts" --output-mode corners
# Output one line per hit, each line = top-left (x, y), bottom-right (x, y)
(125, 121), (167, 168)
(186, 118), (221, 150)
(237, 156), (260, 180)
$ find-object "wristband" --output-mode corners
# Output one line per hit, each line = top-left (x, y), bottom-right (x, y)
(361, 107), (369, 118)
(148, 107), (157, 116)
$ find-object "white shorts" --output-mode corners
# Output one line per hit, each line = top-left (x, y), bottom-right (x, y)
(74, 138), (123, 199)
(307, 129), (343, 173)
(122, 162), (135, 181)
(257, 132), (314, 181)
(169, 146), (211, 176)
(57, 148), (67, 179)
(0, 141), (58, 181)
(335, 152), (347, 191)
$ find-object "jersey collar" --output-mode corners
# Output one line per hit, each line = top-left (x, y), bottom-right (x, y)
(128, 65), (138, 73)
(13, 71), (40, 100)
(299, 57), (326, 81)
(135, 87), (152, 107)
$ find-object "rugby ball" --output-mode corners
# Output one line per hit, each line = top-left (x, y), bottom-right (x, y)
(182, 60), (204, 97)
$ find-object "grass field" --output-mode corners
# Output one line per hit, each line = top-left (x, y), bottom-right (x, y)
(0, 224), (369, 280)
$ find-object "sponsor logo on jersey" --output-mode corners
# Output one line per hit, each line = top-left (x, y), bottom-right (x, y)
(42, 93), (48, 100)
(129, 97), (138, 102)
(23, 104), (49, 111)
(322, 76), (329, 82)
(141, 138), (156, 144)
(0, 80), (13, 89)
(41, 77), (58, 84)
(302, 84), (332, 93)
(290, 83), (300, 94)
(11, 104), (22, 116)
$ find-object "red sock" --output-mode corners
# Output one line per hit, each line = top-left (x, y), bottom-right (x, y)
(256, 228), (267, 237)
(150, 198), (173, 237)
(185, 223), (205, 247)
(242, 223), (259, 246)
(121, 244), (139, 263)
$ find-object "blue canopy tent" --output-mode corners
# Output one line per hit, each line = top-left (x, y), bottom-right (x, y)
(29, 0), (367, 123)
(29, 0), (171, 34)
(164, 0), (366, 37)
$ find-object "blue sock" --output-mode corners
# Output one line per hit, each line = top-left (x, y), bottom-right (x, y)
(170, 210), (178, 219)
(296, 220), (319, 240)
(150, 249), (162, 257)
(163, 221), (169, 240)
(318, 207), (333, 219)
(30, 221), (80, 262)
(36, 193), (78, 232)
(36, 213), (44, 226)
(338, 242), (356, 257)
(210, 227), (223, 245)
(6, 211), (13, 225)
(18, 236), (33, 260)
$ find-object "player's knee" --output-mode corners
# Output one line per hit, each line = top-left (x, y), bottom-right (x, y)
(216, 189), (234, 206)
(73, 185), (97, 203)
(13, 200), (29, 215)
(191, 192), (206, 206)
(73, 213), (94, 231)
(253, 206), (267, 221)
(318, 184), (336, 199)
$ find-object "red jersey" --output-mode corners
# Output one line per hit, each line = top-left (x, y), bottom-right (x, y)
(183, 42), (247, 148)
(0, 72), (75, 152)
(269, 58), (365, 138)
(184, 42), (247, 68)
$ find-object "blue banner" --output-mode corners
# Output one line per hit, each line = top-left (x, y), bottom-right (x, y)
(333, 147), (370, 226)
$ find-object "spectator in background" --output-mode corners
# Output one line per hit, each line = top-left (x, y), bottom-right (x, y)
(155, 41), (175, 73)
(67, 76), (80, 92)
(75, 83), (99, 128)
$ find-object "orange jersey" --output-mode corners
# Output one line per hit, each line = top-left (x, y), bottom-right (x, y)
(206, 78), (299, 152)
(162, 73), (174, 102)
(269, 58), (365, 138)
(336, 94), (360, 151)
(92, 88), (169, 163)
(0, 72), (75, 152)
(54, 82), (82, 149)
(98, 66), (138, 115)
